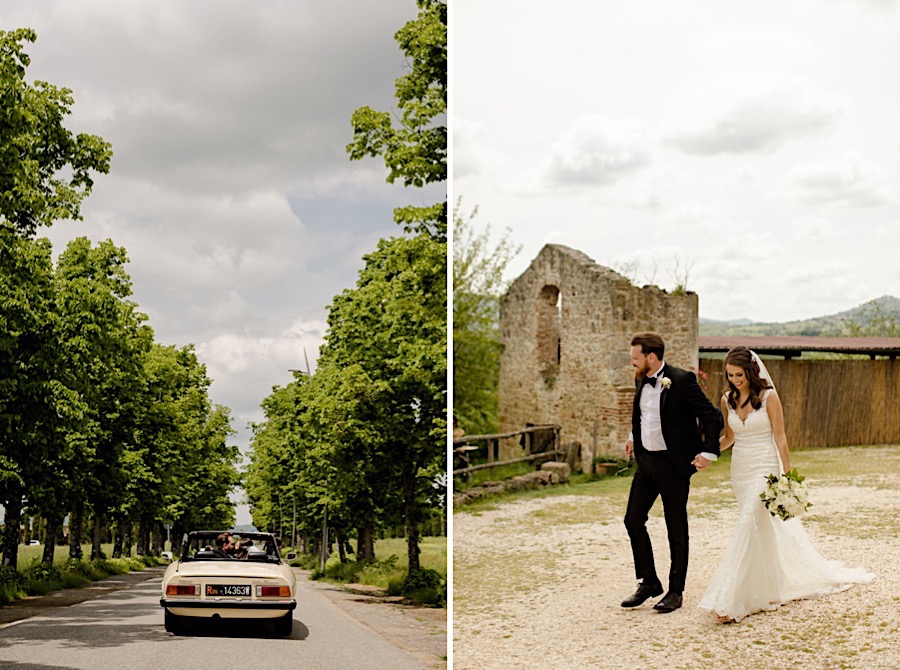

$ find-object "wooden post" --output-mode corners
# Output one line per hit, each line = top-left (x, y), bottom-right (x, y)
(319, 503), (328, 573)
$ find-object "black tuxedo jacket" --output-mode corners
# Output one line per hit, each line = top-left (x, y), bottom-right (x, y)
(632, 364), (723, 477)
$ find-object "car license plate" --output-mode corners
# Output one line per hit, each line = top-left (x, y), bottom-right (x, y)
(205, 584), (251, 597)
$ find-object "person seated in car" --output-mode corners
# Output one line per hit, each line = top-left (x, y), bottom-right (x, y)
(234, 537), (253, 559)
(211, 532), (235, 558)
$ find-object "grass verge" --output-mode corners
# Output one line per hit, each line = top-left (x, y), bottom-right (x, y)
(0, 544), (162, 605)
(292, 536), (447, 607)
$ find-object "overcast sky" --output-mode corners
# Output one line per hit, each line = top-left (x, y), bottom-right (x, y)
(453, 0), (900, 323)
(6, 0), (423, 524)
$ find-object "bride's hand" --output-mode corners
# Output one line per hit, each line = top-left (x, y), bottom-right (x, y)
(692, 455), (711, 470)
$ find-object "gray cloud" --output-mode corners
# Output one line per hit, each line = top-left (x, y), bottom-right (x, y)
(782, 154), (892, 206)
(660, 74), (845, 155)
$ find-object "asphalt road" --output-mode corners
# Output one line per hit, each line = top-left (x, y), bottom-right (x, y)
(0, 571), (428, 670)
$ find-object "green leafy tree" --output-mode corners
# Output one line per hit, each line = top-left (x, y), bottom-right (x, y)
(321, 234), (446, 572)
(246, 234), (446, 572)
(119, 344), (237, 555)
(0, 29), (112, 238)
(53, 237), (152, 559)
(0, 229), (58, 566)
(452, 199), (520, 436)
(347, 0), (447, 241)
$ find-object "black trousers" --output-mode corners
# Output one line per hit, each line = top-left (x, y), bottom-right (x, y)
(624, 450), (691, 593)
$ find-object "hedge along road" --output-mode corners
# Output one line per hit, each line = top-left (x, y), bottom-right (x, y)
(452, 444), (900, 670)
(0, 568), (432, 670)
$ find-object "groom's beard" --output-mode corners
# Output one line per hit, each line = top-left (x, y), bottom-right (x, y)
(634, 363), (651, 380)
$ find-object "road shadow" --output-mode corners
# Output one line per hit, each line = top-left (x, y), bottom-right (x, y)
(174, 616), (310, 640)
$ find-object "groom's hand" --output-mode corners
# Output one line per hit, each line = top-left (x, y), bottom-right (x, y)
(692, 455), (711, 471)
(624, 439), (634, 457)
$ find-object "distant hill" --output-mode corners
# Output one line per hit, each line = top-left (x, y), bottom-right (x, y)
(699, 295), (900, 337)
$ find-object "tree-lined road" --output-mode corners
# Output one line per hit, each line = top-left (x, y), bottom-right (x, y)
(0, 571), (428, 670)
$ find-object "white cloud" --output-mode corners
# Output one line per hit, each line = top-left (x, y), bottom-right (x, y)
(660, 74), (846, 154)
(782, 154), (892, 206)
(542, 116), (652, 187)
(197, 315), (327, 416)
(692, 26), (817, 65)
(453, 117), (499, 180)
(788, 216), (840, 241)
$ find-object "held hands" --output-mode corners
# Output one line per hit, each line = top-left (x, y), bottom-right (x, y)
(692, 455), (712, 471)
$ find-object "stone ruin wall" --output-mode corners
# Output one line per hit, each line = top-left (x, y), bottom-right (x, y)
(499, 244), (699, 472)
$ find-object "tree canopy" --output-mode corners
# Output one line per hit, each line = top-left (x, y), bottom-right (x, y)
(0, 28), (112, 238)
(347, 0), (447, 241)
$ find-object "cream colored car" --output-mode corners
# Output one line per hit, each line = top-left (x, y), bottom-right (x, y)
(160, 531), (297, 636)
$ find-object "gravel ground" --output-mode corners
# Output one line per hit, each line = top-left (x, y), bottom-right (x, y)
(452, 445), (899, 670)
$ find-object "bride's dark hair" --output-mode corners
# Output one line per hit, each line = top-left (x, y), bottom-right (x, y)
(724, 346), (772, 411)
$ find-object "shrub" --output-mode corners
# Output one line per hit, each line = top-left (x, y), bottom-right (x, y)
(0, 565), (25, 604)
(386, 575), (404, 596)
(21, 561), (63, 596)
(401, 568), (446, 607)
(289, 553), (320, 570)
(0, 565), (25, 588)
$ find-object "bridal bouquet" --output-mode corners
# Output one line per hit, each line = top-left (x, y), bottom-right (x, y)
(760, 468), (812, 521)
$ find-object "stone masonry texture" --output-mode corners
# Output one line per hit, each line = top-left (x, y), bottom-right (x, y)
(499, 244), (699, 471)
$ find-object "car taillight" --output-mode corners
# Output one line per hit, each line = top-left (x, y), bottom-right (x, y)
(256, 585), (291, 597)
(166, 584), (198, 596)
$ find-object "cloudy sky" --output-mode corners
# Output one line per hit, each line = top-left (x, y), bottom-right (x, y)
(6, 0), (423, 523)
(453, 0), (900, 323)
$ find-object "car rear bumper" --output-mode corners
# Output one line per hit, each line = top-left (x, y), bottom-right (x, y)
(160, 598), (296, 611)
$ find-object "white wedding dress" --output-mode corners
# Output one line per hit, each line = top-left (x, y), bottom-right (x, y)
(699, 390), (875, 622)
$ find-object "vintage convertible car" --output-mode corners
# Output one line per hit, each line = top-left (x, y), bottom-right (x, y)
(160, 530), (297, 636)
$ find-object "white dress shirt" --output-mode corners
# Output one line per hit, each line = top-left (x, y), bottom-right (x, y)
(629, 364), (717, 461)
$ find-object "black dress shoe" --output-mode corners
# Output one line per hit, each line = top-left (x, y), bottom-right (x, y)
(653, 591), (683, 613)
(621, 581), (663, 608)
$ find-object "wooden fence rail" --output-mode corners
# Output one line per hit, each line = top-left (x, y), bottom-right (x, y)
(453, 424), (561, 476)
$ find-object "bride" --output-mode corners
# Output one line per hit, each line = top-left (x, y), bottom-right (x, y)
(697, 346), (874, 622)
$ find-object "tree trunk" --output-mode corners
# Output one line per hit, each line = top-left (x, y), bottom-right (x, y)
(1, 497), (23, 568)
(122, 520), (133, 557)
(68, 500), (84, 560)
(356, 525), (375, 562)
(42, 514), (62, 564)
(336, 529), (347, 563)
(90, 511), (103, 560)
(112, 519), (124, 558)
(403, 466), (421, 573)
(151, 524), (164, 556)
(135, 519), (149, 556)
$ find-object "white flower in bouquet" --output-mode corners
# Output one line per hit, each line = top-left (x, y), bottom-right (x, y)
(760, 468), (812, 521)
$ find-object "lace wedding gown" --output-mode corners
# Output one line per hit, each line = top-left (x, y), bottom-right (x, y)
(699, 390), (874, 622)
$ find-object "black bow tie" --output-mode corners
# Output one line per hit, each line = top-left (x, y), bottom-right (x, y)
(641, 376), (656, 388)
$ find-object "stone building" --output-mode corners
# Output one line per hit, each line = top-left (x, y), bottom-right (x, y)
(498, 244), (699, 471)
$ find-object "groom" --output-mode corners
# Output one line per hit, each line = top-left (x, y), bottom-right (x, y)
(621, 332), (723, 613)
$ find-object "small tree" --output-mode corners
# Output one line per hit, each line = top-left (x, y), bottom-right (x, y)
(452, 199), (520, 435)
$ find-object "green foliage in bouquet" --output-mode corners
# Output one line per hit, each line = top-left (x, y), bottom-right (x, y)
(760, 468), (812, 521)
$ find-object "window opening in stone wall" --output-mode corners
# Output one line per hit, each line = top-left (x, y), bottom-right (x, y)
(538, 285), (562, 385)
